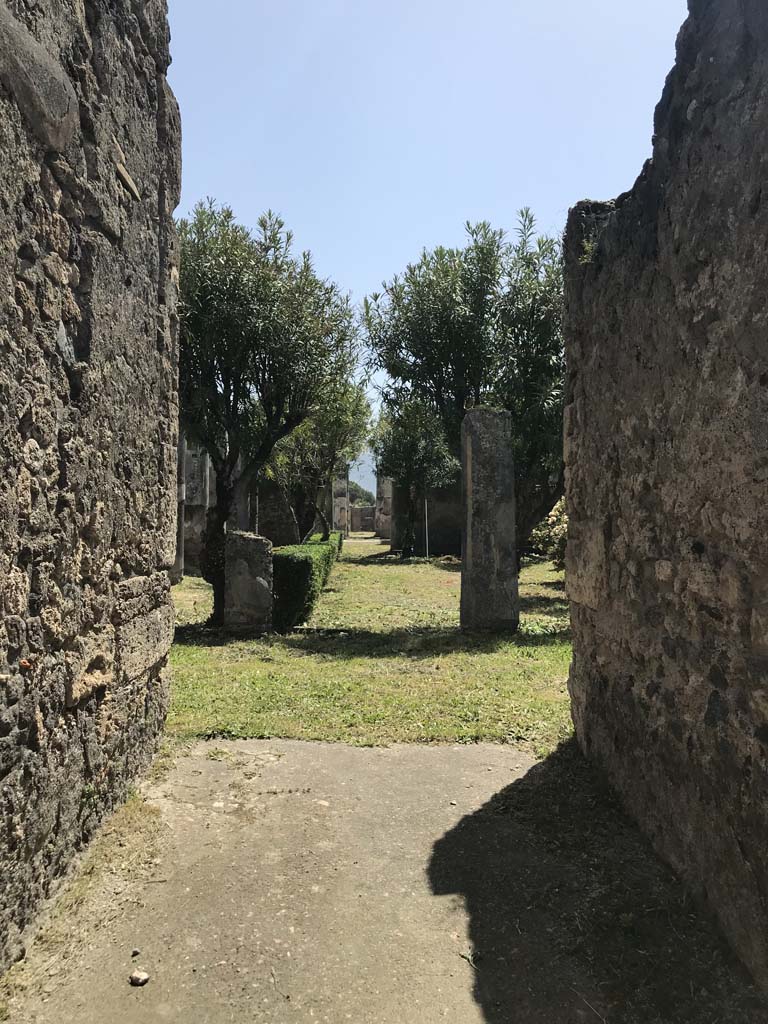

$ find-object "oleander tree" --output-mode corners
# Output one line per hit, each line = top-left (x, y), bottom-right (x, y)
(370, 399), (460, 557)
(178, 200), (357, 622)
(265, 380), (371, 542)
(364, 210), (564, 553)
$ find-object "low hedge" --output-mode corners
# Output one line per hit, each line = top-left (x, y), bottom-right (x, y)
(272, 535), (341, 632)
(309, 530), (343, 554)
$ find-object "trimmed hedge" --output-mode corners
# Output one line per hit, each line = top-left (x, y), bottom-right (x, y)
(309, 530), (343, 554)
(272, 534), (341, 632)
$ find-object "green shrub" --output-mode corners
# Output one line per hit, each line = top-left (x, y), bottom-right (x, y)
(273, 538), (339, 632)
(529, 498), (567, 569)
(309, 530), (344, 554)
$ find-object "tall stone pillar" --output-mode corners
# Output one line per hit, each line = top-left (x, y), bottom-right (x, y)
(460, 410), (518, 632)
(170, 434), (187, 584)
(375, 476), (393, 539)
(332, 473), (350, 537)
(184, 445), (211, 575)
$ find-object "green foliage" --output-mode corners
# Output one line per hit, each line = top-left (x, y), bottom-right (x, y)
(371, 400), (459, 494)
(529, 498), (568, 569)
(177, 199), (358, 621)
(364, 210), (564, 549)
(265, 380), (370, 538)
(272, 536), (340, 632)
(179, 201), (357, 477)
(371, 400), (460, 552)
(348, 481), (375, 506)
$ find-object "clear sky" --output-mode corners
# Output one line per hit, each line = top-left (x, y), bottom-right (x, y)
(166, 0), (689, 491)
(167, 0), (688, 303)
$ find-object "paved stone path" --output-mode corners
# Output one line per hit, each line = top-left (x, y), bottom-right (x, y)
(6, 740), (765, 1024)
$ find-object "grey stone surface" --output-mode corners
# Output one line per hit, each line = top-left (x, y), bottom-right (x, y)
(182, 444), (211, 574)
(332, 474), (349, 537)
(375, 475), (392, 539)
(223, 532), (273, 630)
(0, 0), (180, 971)
(350, 504), (375, 532)
(460, 410), (518, 632)
(564, 0), (768, 991)
(170, 435), (187, 584)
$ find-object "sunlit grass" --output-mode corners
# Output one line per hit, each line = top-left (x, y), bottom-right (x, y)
(169, 538), (572, 755)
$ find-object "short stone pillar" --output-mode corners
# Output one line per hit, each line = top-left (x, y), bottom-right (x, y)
(460, 409), (518, 632)
(223, 532), (273, 630)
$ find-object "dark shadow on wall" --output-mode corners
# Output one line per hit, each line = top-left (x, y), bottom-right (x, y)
(427, 741), (766, 1024)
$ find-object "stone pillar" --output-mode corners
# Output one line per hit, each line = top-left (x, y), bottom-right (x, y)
(460, 410), (518, 632)
(223, 532), (273, 631)
(564, 0), (768, 992)
(375, 476), (393, 539)
(332, 473), (350, 537)
(183, 445), (210, 575)
(170, 434), (187, 584)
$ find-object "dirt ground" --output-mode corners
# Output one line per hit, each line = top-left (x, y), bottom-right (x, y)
(4, 739), (765, 1024)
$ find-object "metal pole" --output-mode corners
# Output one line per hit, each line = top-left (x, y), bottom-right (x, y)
(424, 496), (430, 560)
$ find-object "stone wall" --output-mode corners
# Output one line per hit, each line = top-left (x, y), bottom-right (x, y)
(564, 0), (768, 989)
(391, 482), (462, 556)
(350, 505), (375, 533)
(255, 478), (300, 548)
(0, 1), (180, 967)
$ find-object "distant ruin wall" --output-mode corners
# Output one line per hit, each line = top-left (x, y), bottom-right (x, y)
(564, 0), (768, 989)
(0, 1), (180, 967)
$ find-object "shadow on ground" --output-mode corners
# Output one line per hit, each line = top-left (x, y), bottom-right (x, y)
(428, 740), (766, 1024)
(174, 622), (570, 656)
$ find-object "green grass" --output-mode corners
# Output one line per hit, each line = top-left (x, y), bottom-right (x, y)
(169, 537), (573, 755)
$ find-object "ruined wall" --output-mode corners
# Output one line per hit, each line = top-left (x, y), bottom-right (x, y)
(350, 505), (375, 533)
(0, 0), (180, 967)
(564, 0), (768, 989)
(391, 482), (462, 556)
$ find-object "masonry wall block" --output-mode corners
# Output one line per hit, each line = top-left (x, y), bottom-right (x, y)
(0, 0), (180, 967)
(564, 0), (768, 989)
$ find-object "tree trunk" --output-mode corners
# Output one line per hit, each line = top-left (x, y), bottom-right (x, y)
(401, 489), (418, 559)
(316, 506), (331, 541)
(201, 473), (234, 626)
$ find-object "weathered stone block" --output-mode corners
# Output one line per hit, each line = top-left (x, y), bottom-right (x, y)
(460, 410), (518, 632)
(0, 0), (180, 970)
(375, 476), (393, 539)
(564, 0), (768, 990)
(224, 533), (273, 630)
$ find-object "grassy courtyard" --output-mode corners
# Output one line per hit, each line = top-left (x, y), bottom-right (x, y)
(170, 537), (572, 755)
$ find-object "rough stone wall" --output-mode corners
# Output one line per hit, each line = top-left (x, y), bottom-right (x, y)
(564, 0), (768, 989)
(350, 505), (375, 533)
(255, 479), (299, 548)
(0, 0), (180, 968)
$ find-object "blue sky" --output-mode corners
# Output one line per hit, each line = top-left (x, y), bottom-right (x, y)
(167, 0), (689, 490)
